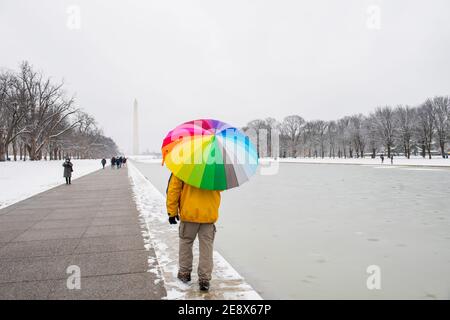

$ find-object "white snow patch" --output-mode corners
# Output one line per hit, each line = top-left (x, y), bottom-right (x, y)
(260, 156), (450, 167)
(128, 160), (262, 300)
(0, 159), (103, 209)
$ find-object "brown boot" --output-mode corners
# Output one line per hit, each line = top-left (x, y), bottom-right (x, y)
(177, 271), (191, 283)
(199, 279), (210, 292)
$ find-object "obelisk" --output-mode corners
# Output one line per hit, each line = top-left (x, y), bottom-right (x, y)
(132, 99), (139, 155)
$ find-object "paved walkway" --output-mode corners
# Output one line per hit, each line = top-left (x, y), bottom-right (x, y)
(0, 167), (165, 299)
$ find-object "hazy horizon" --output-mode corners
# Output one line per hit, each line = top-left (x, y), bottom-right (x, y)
(1, 0), (449, 153)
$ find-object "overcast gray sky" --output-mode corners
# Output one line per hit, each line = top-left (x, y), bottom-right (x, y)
(1, 0), (449, 153)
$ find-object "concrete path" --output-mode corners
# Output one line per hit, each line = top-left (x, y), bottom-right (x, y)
(0, 167), (166, 299)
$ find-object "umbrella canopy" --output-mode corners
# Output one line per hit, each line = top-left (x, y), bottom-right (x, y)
(162, 119), (258, 190)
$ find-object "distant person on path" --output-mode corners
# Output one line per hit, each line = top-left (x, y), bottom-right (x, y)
(166, 173), (221, 292)
(111, 156), (116, 169)
(122, 157), (127, 167)
(116, 156), (122, 169)
(101, 158), (107, 169)
(391, 155), (394, 165)
(380, 154), (384, 164)
(63, 158), (73, 185)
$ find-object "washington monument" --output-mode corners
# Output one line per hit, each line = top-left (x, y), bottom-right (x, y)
(133, 99), (139, 155)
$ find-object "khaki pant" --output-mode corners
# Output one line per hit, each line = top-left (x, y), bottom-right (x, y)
(179, 221), (216, 281)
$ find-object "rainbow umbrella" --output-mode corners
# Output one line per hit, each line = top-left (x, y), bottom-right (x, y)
(161, 119), (258, 190)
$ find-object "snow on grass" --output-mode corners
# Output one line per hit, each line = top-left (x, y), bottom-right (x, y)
(0, 159), (103, 209)
(130, 155), (450, 168)
(260, 156), (450, 167)
(127, 160), (262, 300)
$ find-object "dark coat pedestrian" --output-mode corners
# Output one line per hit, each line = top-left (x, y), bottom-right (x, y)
(111, 157), (116, 169)
(63, 158), (73, 184)
(101, 158), (107, 169)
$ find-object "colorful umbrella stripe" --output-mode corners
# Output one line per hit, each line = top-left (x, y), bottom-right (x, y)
(162, 119), (258, 190)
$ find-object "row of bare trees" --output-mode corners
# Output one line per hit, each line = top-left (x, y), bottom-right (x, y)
(244, 96), (450, 159)
(0, 62), (119, 161)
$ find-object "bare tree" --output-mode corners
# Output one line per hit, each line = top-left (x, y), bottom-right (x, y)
(1, 62), (119, 161)
(349, 114), (367, 158)
(264, 117), (278, 157)
(372, 106), (396, 158)
(245, 119), (267, 158)
(0, 72), (29, 161)
(280, 115), (304, 157)
(311, 120), (328, 158)
(430, 96), (450, 157)
(336, 117), (350, 158)
(326, 121), (337, 158)
(364, 114), (379, 158)
(394, 105), (417, 159)
(416, 100), (436, 159)
(14, 62), (80, 160)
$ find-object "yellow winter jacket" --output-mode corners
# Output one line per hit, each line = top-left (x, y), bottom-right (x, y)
(166, 174), (221, 223)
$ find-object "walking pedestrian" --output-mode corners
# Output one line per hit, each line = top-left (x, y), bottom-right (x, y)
(166, 173), (221, 292)
(101, 158), (107, 169)
(63, 158), (73, 185)
(380, 154), (384, 164)
(391, 155), (394, 164)
(111, 156), (116, 169)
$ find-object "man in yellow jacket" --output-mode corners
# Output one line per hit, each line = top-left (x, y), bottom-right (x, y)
(166, 173), (221, 292)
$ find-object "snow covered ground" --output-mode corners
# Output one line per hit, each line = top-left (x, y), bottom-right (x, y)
(130, 155), (450, 168)
(265, 156), (450, 167)
(127, 160), (261, 300)
(0, 159), (103, 209)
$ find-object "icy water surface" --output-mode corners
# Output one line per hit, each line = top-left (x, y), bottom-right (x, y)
(132, 161), (450, 299)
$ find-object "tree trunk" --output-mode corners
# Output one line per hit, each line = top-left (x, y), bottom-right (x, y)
(27, 144), (34, 160)
(28, 141), (37, 160)
(12, 141), (17, 161)
(0, 141), (5, 162)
